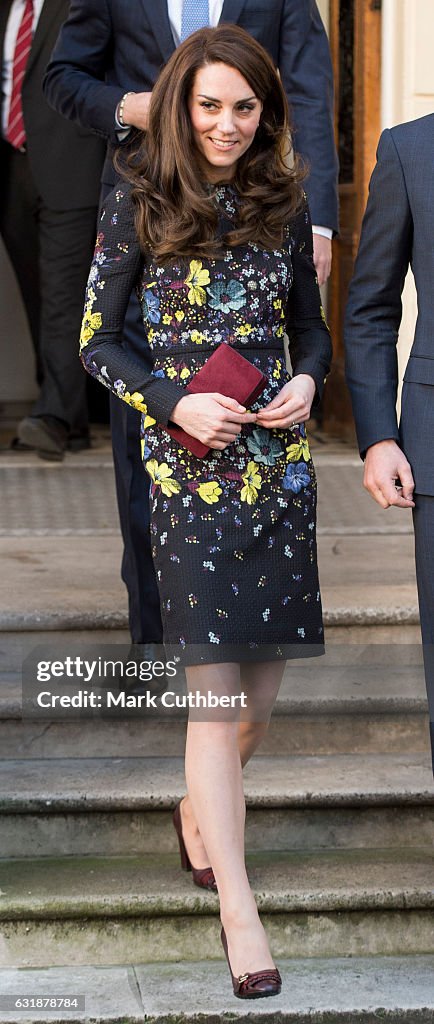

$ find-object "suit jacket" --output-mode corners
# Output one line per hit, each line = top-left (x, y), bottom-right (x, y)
(344, 112), (434, 496)
(43, 0), (339, 231)
(0, 0), (105, 209)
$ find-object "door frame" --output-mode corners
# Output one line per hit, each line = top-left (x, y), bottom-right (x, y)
(323, 0), (382, 437)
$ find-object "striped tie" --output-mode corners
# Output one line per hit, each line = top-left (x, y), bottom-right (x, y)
(6, 0), (34, 150)
(180, 0), (210, 42)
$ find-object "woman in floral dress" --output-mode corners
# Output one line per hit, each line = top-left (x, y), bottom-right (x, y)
(80, 26), (332, 1000)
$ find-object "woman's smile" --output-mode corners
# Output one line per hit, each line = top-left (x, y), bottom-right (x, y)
(208, 137), (238, 149)
(188, 62), (262, 182)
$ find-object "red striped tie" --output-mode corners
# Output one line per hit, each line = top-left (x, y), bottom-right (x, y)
(6, 0), (34, 150)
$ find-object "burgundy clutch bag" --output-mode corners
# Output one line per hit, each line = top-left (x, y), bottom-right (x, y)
(164, 343), (267, 458)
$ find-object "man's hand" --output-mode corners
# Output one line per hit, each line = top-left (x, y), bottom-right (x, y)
(255, 374), (316, 429)
(170, 393), (257, 450)
(364, 439), (415, 509)
(313, 233), (332, 286)
(121, 91), (152, 131)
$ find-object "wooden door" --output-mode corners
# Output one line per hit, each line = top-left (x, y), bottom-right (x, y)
(322, 0), (382, 436)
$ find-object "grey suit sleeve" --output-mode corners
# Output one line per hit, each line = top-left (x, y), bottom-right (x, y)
(43, 0), (124, 144)
(278, 0), (339, 233)
(344, 128), (413, 458)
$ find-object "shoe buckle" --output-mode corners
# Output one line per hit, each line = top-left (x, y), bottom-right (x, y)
(238, 973), (249, 983)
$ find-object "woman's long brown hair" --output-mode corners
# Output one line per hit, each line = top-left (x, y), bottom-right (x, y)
(115, 24), (306, 261)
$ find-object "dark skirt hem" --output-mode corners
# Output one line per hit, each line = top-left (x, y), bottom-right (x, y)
(164, 641), (325, 667)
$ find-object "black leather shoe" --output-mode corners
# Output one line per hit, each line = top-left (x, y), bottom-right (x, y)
(9, 436), (34, 452)
(18, 416), (68, 461)
(67, 431), (91, 452)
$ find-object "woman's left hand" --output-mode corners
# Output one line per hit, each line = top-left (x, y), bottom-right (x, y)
(255, 374), (316, 429)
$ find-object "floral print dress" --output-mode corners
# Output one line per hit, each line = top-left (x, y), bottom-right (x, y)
(80, 182), (332, 663)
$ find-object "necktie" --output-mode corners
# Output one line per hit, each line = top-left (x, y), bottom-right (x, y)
(6, 0), (34, 150)
(180, 0), (210, 42)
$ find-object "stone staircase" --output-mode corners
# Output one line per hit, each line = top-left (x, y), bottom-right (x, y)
(0, 445), (433, 1021)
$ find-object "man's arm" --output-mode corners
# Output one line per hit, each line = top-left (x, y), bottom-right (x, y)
(344, 128), (415, 509)
(278, 0), (339, 237)
(43, 0), (129, 144)
(344, 128), (413, 456)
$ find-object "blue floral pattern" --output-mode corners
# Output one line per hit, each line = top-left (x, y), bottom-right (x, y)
(247, 428), (284, 466)
(282, 460), (311, 493)
(207, 278), (247, 312)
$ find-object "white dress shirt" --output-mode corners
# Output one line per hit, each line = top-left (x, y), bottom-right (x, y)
(167, 0), (224, 45)
(2, 0), (45, 135)
(115, 1), (224, 134)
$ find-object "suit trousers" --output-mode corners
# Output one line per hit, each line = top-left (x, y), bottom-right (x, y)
(412, 492), (434, 776)
(0, 143), (98, 432)
(100, 182), (163, 644)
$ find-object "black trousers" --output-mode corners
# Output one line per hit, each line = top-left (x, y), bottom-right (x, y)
(100, 181), (163, 644)
(412, 492), (434, 776)
(0, 144), (98, 432)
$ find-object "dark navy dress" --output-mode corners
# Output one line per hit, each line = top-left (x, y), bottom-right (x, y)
(80, 182), (332, 663)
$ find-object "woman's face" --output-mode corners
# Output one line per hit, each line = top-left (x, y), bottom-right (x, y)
(188, 62), (262, 183)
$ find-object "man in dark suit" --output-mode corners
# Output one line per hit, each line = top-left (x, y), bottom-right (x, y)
(0, 0), (105, 459)
(344, 112), (434, 776)
(44, 0), (339, 647)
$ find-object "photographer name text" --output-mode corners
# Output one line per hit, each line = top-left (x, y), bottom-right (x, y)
(36, 689), (247, 708)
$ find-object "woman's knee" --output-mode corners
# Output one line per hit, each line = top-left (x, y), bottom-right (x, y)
(239, 718), (270, 741)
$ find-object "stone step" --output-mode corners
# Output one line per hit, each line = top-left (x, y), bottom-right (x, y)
(1, 956), (434, 1023)
(0, 448), (415, 534)
(0, 623), (423, 676)
(1, 848), (433, 967)
(0, 647), (430, 757)
(0, 532), (420, 632)
(2, 643), (429, 714)
(1, 754), (433, 857)
(0, 632), (131, 674)
(2, 705), (429, 757)
(1, 623), (421, 663)
(0, 609), (422, 634)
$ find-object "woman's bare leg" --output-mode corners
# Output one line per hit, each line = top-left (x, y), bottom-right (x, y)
(183, 659), (285, 976)
(180, 660), (285, 869)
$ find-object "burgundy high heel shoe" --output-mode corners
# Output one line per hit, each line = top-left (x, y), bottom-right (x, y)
(220, 925), (282, 999)
(172, 799), (217, 891)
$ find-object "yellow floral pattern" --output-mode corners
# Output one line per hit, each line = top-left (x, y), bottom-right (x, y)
(191, 330), (206, 345)
(146, 460), (181, 497)
(185, 261), (210, 306)
(286, 437), (311, 462)
(197, 481), (223, 504)
(80, 308), (102, 349)
(240, 462), (262, 505)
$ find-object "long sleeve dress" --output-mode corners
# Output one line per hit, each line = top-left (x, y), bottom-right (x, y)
(80, 181), (332, 664)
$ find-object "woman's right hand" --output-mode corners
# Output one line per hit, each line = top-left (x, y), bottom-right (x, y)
(170, 393), (257, 450)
